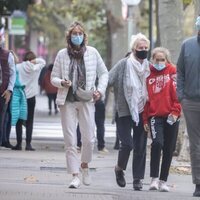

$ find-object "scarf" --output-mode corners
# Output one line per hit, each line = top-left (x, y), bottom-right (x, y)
(67, 45), (86, 94)
(69, 57), (86, 94)
(68, 45), (86, 59)
(123, 53), (150, 125)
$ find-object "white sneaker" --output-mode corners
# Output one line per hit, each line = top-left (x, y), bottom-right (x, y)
(69, 176), (81, 189)
(149, 178), (159, 190)
(159, 180), (169, 192)
(81, 168), (91, 186)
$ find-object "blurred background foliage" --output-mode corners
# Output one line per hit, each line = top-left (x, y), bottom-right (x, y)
(28, 0), (108, 60)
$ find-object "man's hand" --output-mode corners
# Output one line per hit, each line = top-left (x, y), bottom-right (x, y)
(93, 90), (101, 101)
(1, 90), (11, 104)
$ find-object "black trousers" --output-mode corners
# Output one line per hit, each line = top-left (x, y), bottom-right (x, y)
(149, 116), (179, 181)
(47, 93), (57, 112)
(95, 100), (105, 150)
(2, 103), (11, 144)
(0, 95), (8, 145)
(16, 96), (36, 145)
(116, 113), (147, 180)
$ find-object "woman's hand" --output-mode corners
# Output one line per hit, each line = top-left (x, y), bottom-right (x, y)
(61, 79), (72, 88)
(30, 59), (36, 64)
(1, 90), (11, 104)
(93, 90), (101, 101)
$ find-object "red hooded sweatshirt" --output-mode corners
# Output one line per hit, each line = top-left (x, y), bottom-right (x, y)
(143, 63), (181, 125)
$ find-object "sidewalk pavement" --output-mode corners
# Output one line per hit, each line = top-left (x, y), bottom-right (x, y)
(1, 95), (194, 200)
(0, 143), (194, 200)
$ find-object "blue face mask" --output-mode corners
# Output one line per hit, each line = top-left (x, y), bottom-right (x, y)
(71, 34), (84, 46)
(153, 63), (166, 71)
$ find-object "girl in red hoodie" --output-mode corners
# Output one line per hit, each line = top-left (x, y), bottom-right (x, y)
(143, 47), (181, 192)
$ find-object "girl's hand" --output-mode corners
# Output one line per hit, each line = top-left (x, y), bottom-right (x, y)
(144, 123), (149, 132)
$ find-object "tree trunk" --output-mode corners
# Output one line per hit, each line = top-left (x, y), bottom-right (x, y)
(158, 0), (184, 63)
(157, 0), (191, 161)
(177, 127), (190, 162)
(194, 0), (200, 17)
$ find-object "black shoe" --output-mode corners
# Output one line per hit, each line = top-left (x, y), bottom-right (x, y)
(133, 179), (143, 191)
(1, 142), (13, 149)
(12, 145), (22, 150)
(25, 144), (35, 151)
(193, 185), (200, 197)
(115, 167), (126, 187)
(113, 145), (119, 150)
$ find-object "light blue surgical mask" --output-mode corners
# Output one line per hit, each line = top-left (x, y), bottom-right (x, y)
(71, 34), (84, 46)
(153, 63), (166, 71)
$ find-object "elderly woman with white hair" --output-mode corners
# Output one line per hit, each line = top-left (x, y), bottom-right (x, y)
(109, 33), (150, 190)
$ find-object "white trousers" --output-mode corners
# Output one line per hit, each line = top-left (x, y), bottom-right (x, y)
(59, 101), (95, 174)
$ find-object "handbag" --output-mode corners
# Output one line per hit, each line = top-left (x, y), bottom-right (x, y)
(75, 87), (94, 101)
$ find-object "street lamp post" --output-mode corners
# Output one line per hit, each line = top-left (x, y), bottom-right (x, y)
(127, 6), (135, 50)
(149, 0), (153, 58)
(121, 0), (141, 51)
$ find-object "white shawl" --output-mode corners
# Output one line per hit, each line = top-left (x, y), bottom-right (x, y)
(123, 53), (150, 125)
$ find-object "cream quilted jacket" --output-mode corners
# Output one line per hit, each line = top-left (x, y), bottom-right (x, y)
(51, 46), (108, 105)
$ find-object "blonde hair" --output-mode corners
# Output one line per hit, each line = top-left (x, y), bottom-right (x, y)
(130, 33), (150, 50)
(151, 47), (172, 64)
(10, 50), (19, 64)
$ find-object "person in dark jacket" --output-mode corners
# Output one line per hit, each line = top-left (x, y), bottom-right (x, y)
(177, 15), (200, 197)
(0, 26), (16, 147)
(40, 64), (58, 115)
